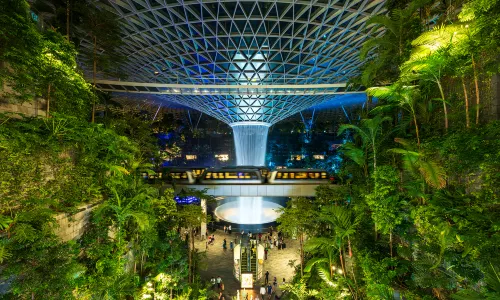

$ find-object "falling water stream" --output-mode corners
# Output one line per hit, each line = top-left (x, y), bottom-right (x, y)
(230, 122), (270, 166)
(214, 122), (275, 224)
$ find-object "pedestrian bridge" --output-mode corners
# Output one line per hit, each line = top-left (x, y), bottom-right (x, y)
(174, 183), (330, 197)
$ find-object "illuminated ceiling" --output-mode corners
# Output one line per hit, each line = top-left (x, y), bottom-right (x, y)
(96, 0), (385, 124)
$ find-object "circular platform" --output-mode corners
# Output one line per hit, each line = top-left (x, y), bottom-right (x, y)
(214, 197), (284, 224)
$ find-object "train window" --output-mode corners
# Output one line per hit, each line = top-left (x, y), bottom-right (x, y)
(204, 171), (258, 179)
(295, 172), (307, 179)
(276, 171), (327, 180)
(171, 172), (187, 179)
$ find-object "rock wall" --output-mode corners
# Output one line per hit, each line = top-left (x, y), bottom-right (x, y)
(54, 204), (96, 242)
(0, 98), (47, 118)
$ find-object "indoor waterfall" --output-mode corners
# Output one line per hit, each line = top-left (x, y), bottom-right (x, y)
(230, 122), (270, 166)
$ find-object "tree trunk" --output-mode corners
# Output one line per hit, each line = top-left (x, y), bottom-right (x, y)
(92, 36), (97, 123)
(299, 232), (304, 277)
(46, 84), (51, 117)
(472, 56), (480, 125)
(389, 232), (393, 257)
(372, 143), (377, 172)
(462, 78), (470, 128)
(191, 228), (195, 283)
(411, 106), (420, 146)
(188, 228), (192, 283)
(339, 246), (347, 278)
(66, 0), (70, 40)
(436, 80), (448, 131)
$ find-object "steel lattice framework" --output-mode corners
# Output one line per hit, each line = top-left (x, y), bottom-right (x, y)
(97, 0), (386, 124)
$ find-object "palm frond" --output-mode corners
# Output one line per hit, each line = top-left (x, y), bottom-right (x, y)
(304, 237), (338, 252)
(485, 262), (500, 293)
(365, 15), (398, 35)
(418, 160), (446, 189)
(124, 212), (150, 231)
(339, 143), (366, 167)
(304, 257), (329, 273)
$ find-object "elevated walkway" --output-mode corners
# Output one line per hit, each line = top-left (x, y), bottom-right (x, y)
(174, 183), (331, 197)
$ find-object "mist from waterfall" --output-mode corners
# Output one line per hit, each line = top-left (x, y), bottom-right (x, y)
(214, 197), (283, 224)
(231, 123), (270, 166)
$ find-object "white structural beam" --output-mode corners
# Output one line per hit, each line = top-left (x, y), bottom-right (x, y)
(94, 79), (364, 96)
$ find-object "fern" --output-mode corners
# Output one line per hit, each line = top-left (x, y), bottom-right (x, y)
(12, 223), (38, 243)
(0, 244), (12, 263)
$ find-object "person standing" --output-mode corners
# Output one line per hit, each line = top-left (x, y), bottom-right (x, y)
(230, 240), (234, 251)
(260, 285), (266, 299)
(216, 275), (222, 289)
(211, 277), (216, 288)
(228, 225), (232, 235)
(265, 271), (270, 284)
(224, 225), (226, 233)
(267, 283), (273, 298)
(273, 277), (277, 292)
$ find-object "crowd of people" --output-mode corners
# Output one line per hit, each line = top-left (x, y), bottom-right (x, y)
(203, 224), (289, 299)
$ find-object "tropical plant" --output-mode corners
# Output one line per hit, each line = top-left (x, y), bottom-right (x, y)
(338, 115), (392, 172)
(319, 205), (361, 277)
(358, 0), (430, 86)
(368, 85), (421, 146)
(76, 0), (126, 122)
(277, 197), (318, 276)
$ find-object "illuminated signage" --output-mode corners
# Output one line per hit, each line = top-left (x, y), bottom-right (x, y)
(215, 154), (229, 161)
(313, 155), (325, 160)
(186, 155), (197, 160)
(241, 273), (253, 288)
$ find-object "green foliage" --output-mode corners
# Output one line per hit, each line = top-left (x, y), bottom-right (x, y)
(3, 207), (83, 299)
(365, 165), (405, 236)
(281, 278), (319, 300)
(0, 1), (93, 118)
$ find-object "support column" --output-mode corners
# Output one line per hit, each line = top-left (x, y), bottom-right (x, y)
(200, 198), (207, 240)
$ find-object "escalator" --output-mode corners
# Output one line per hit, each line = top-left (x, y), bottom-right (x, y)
(246, 246), (257, 282)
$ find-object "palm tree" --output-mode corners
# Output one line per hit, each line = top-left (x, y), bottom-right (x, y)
(358, 0), (430, 86)
(319, 206), (361, 277)
(95, 187), (150, 261)
(338, 115), (392, 173)
(368, 85), (421, 146)
(388, 138), (447, 190)
(402, 24), (470, 131)
(339, 142), (368, 177)
(304, 237), (339, 281)
(402, 49), (451, 131)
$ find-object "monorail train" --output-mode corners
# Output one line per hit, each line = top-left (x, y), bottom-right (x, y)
(268, 169), (329, 184)
(199, 168), (265, 184)
(143, 166), (329, 185)
(217, 165), (270, 178)
(142, 167), (206, 184)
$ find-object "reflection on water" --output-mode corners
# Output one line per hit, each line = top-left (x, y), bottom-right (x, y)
(214, 197), (283, 224)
